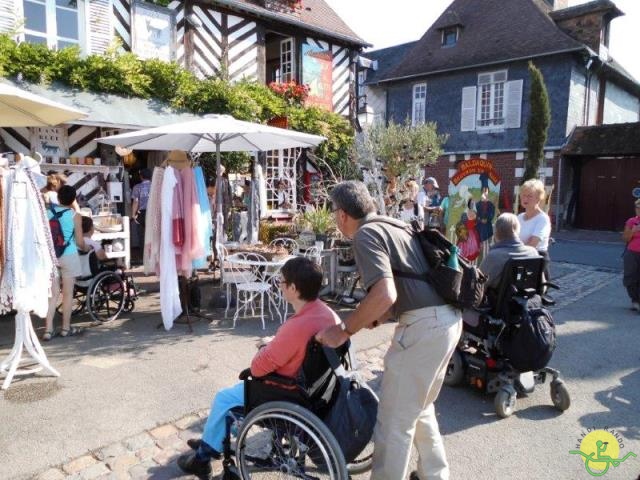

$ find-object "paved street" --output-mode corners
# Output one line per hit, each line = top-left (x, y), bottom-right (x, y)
(1, 246), (639, 480)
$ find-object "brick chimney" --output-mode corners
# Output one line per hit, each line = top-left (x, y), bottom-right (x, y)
(550, 1), (624, 54)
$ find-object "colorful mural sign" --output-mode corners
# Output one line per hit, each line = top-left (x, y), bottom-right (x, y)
(302, 42), (333, 111)
(446, 158), (501, 263)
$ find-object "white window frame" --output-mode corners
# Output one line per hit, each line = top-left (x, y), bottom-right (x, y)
(279, 37), (295, 83)
(412, 83), (427, 126)
(476, 70), (507, 129)
(22, 0), (86, 51)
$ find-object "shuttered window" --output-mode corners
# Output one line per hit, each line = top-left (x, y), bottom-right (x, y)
(460, 70), (523, 131)
(23, 0), (85, 50)
(412, 83), (427, 126)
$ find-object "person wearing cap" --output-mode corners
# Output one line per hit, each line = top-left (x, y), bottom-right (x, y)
(417, 177), (443, 229)
(622, 198), (640, 311)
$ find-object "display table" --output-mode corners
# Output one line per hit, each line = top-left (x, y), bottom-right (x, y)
(93, 216), (131, 269)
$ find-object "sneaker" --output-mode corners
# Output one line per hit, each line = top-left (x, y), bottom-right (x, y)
(409, 472), (421, 480)
(632, 302), (639, 311)
(177, 451), (212, 480)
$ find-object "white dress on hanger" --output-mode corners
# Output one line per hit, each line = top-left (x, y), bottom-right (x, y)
(159, 166), (182, 330)
(0, 158), (57, 318)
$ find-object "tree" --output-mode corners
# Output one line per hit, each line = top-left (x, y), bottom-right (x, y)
(352, 120), (448, 213)
(524, 61), (551, 182)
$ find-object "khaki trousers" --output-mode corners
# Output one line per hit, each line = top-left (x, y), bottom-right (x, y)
(371, 304), (462, 480)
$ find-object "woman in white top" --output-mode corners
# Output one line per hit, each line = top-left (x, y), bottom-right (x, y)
(398, 197), (424, 230)
(518, 178), (552, 279)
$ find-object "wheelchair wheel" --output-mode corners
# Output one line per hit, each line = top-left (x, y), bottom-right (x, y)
(550, 380), (571, 411)
(347, 440), (373, 475)
(494, 387), (517, 418)
(236, 401), (348, 480)
(57, 290), (86, 317)
(87, 272), (125, 323)
(444, 350), (465, 387)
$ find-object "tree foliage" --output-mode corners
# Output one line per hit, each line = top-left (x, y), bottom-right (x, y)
(354, 120), (448, 180)
(524, 61), (551, 183)
(0, 34), (354, 175)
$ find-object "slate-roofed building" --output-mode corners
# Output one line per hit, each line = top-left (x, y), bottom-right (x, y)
(361, 0), (640, 229)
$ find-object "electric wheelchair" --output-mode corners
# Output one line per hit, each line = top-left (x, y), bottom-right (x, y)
(61, 250), (138, 323)
(218, 340), (374, 479)
(444, 256), (571, 418)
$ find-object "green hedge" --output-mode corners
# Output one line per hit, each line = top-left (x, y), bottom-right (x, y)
(0, 34), (355, 176)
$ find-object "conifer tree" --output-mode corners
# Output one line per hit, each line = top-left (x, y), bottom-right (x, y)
(524, 61), (551, 182)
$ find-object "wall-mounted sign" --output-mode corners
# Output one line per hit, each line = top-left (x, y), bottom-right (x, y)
(302, 42), (333, 111)
(131, 1), (176, 62)
(31, 127), (68, 162)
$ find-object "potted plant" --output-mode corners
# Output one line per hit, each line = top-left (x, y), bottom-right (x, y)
(302, 205), (335, 246)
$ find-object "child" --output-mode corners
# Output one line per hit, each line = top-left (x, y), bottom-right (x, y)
(81, 216), (108, 261)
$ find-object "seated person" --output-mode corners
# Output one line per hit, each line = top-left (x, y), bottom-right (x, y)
(479, 212), (540, 291)
(80, 216), (108, 262)
(177, 256), (341, 479)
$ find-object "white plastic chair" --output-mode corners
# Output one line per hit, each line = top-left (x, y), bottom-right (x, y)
(216, 244), (256, 318)
(229, 252), (273, 329)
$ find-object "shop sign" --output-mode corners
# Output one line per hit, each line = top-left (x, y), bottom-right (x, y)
(131, 1), (176, 62)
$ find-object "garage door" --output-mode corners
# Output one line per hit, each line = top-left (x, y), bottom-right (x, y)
(576, 157), (640, 231)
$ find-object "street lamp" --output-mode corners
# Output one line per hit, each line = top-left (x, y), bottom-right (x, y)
(357, 103), (375, 131)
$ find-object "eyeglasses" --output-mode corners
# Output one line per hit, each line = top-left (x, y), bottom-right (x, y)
(276, 277), (288, 286)
(332, 207), (341, 213)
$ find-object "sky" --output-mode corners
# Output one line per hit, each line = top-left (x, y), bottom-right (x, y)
(325, 0), (640, 82)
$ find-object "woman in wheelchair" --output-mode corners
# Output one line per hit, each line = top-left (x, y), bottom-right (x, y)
(178, 257), (341, 479)
(81, 216), (108, 262)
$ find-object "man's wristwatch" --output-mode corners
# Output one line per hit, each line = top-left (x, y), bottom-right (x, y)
(340, 322), (355, 336)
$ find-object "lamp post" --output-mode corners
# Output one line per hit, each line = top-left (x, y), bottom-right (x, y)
(357, 103), (375, 132)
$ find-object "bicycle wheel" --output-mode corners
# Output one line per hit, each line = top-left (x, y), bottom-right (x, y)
(87, 272), (125, 323)
(236, 401), (348, 480)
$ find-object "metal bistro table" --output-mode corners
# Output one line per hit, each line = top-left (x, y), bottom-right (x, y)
(225, 253), (295, 326)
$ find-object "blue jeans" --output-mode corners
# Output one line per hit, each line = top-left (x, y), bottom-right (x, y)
(202, 382), (245, 451)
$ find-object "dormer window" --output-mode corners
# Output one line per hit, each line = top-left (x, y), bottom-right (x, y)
(441, 27), (458, 47)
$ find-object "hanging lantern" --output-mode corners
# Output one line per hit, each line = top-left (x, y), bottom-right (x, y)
(122, 152), (137, 168)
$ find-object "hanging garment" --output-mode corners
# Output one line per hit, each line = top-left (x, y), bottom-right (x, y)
(0, 169), (5, 282)
(159, 167), (182, 330)
(178, 167), (203, 276)
(0, 159), (57, 317)
(193, 166), (213, 270)
(143, 167), (164, 276)
(172, 168), (185, 250)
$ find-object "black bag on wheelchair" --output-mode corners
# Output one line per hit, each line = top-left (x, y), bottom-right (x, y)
(498, 295), (556, 372)
(321, 347), (378, 464)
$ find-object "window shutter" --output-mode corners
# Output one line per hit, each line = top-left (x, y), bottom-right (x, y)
(0, 0), (16, 34)
(87, 0), (113, 55)
(505, 79), (523, 129)
(461, 86), (477, 131)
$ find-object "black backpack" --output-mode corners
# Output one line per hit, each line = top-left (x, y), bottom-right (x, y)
(49, 206), (71, 258)
(499, 295), (556, 372)
(367, 218), (487, 309)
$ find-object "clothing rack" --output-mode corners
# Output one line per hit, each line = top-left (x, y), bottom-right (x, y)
(156, 273), (210, 333)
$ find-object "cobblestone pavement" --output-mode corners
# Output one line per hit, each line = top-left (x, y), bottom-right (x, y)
(30, 262), (619, 480)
